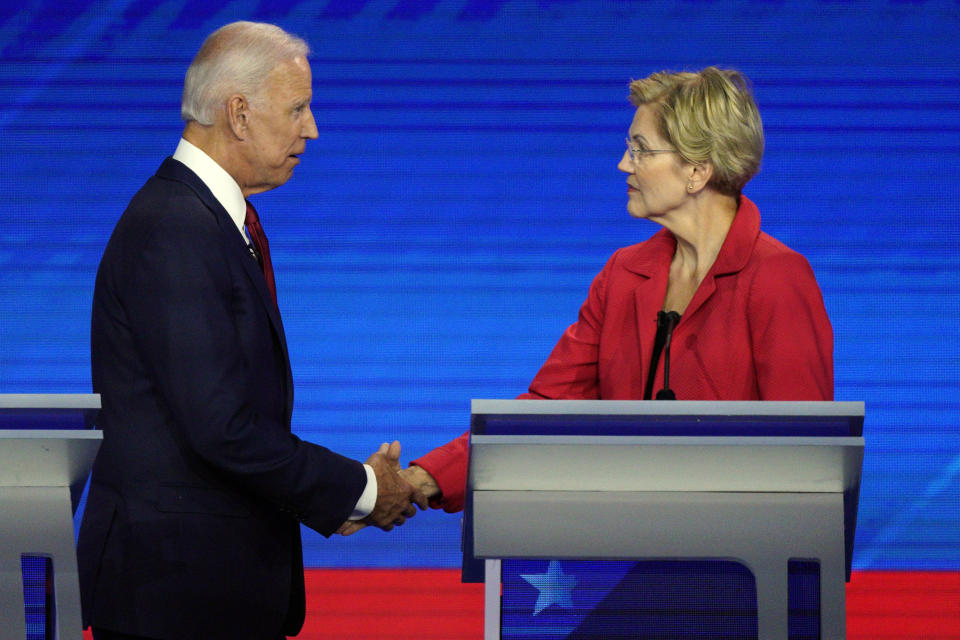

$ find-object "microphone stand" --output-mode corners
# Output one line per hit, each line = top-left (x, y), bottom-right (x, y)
(655, 311), (680, 400)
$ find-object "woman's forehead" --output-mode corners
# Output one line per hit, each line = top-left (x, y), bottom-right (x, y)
(628, 105), (660, 141)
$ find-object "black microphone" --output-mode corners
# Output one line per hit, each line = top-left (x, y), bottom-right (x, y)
(655, 310), (681, 400)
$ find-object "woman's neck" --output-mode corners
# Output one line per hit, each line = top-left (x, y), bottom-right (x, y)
(665, 192), (738, 282)
(659, 191), (738, 313)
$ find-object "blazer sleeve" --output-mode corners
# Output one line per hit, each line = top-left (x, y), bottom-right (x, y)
(410, 431), (469, 513)
(411, 252), (617, 512)
(123, 203), (366, 535)
(748, 251), (834, 400)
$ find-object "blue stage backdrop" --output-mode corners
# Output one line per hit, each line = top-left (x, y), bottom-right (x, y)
(0, 0), (957, 574)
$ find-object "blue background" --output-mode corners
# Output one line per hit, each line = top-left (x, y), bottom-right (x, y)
(1, 0), (958, 571)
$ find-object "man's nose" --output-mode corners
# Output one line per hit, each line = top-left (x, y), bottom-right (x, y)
(302, 107), (319, 139)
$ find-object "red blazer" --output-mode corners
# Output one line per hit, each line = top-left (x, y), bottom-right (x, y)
(412, 196), (833, 512)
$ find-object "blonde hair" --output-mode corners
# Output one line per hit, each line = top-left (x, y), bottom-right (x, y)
(181, 21), (309, 126)
(629, 67), (764, 196)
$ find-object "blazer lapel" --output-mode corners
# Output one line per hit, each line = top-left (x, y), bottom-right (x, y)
(155, 158), (292, 368)
(680, 196), (762, 325)
(623, 230), (674, 381)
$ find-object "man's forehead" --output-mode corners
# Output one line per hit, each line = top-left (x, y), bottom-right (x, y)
(265, 56), (312, 90)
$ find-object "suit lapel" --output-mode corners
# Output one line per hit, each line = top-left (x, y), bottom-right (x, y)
(155, 158), (292, 377)
(229, 223), (291, 355)
(228, 225), (295, 427)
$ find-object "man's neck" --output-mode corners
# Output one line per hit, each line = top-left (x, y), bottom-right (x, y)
(182, 122), (245, 190)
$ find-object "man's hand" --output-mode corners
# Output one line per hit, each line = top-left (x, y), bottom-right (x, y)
(356, 441), (427, 532)
(337, 460), (441, 536)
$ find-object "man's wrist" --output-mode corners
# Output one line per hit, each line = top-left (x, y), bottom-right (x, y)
(348, 463), (377, 520)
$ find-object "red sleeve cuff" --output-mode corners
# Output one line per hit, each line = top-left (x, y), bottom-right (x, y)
(411, 430), (469, 513)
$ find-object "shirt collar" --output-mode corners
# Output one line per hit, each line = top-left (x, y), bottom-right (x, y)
(172, 137), (247, 240)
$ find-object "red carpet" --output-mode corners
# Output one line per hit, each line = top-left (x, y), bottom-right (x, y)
(846, 571), (960, 639)
(81, 569), (960, 639)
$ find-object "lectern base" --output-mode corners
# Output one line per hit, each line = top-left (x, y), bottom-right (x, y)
(0, 486), (84, 640)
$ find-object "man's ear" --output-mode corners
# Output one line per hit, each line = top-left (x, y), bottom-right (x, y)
(226, 94), (249, 139)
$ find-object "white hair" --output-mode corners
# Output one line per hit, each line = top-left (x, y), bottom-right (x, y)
(181, 21), (309, 125)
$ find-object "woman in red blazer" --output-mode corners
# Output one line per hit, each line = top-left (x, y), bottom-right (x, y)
(383, 67), (833, 516)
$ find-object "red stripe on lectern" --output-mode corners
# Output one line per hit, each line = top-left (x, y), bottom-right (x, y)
(80, 569), (960, 639)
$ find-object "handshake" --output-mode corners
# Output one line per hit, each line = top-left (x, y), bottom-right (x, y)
(337, 441), (441, 536)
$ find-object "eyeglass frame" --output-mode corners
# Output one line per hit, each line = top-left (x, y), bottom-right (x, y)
(625, 137), (680, 164)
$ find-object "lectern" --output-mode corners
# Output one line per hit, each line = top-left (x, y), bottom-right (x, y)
(0, 394), (102, 640)
(465, 400), (864, 640)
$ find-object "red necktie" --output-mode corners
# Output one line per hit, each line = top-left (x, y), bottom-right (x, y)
(244, 201), (277, 307)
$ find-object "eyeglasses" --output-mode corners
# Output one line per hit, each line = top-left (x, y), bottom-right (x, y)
(625, 137), (678, 164)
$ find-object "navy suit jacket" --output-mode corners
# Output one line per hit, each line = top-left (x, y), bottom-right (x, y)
(77, 158), (367, 639)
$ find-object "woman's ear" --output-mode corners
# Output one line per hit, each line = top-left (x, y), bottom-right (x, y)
(686, 160), (714, 194)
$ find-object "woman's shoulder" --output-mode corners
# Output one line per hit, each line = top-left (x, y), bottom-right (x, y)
(751, 230), (815, 271)
(745, 230), (821, 298)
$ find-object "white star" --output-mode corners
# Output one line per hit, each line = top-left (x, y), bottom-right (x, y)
(520, 561), (577, 615)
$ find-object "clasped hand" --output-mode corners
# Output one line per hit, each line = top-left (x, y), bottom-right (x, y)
(336, 441), (428, 536)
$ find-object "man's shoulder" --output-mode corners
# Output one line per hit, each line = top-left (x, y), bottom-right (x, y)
(123, 159), (220, 230)
(99, 162), (225, 271)
(134, 157), (211, 205)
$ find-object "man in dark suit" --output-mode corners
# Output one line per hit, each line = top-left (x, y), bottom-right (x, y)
(76, 22), (423, 640)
